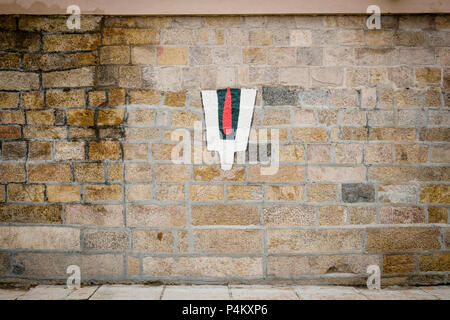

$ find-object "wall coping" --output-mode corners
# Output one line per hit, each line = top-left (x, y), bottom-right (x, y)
(0, 0), (449, 15)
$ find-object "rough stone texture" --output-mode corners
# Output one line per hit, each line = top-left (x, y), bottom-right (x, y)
(65, 205), (124, 226)
(428, 207), (448, 224)
(84, 229), (129, 251)
(0, 14), (449, 285)
(12, 253), (123, 278)
(419, 253), (450, 272)
(378, 185), (417, 204)
(133, 230), (173, 253)
(379, 206), (425, 224)
(263, 205), (314, 226)
(383, 254), (415, 274)
(127, 205), (186, 227)
(0, 204), (61, 223)
(366, 227), (441, 252)
(342, 184), (375, 203)
(0, 226), (80, 250)
(268, 254), (379, 277)
(420, 184), (450, 204)
(267, 229), (363, 253)
(193, 229), (262, 254)
(262, 86), (298, 105)
(192, 204), (259, 225)
(142, 257), (262, 278)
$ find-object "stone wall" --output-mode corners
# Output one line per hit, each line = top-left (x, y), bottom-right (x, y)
(0, 14), (449, 285)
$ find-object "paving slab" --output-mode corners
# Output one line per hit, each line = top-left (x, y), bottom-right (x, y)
(18, 285), (73, 300)
(356, 288), (438, 300)
(419, 286), (450, 300)
(231, 285), (298, 300)
(295, 286), (368, 300)
(65, 286), (99, 300)
(0, 289), (27, 300)
(90, 284), (163, 300)
(162, 285), (230, 300)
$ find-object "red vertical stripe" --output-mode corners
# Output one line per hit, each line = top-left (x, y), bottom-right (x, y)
(222, 87), (232, 135)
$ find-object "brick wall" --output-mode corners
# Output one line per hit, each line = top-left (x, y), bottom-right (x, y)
(0, 14), (449, 285)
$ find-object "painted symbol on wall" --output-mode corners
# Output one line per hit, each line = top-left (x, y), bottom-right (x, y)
(201, 88), (257, 170)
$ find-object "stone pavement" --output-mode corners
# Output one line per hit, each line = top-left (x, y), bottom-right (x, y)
(0, 284), (449, 300)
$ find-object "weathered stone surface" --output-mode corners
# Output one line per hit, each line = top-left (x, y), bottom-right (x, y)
(369, 166), (449, 182)
(265, 185), (303, 201)
(142, 257), (262, 277)
(383, 254), (415, 274)
(0, 31), (40, 51)
(342, 184), (375, 203)
(311, 67), (343, 87)
(0, 226), (79, 250)
(102, 28), (159, 45)
(308, 166), (365, 182)
(12, 253), (123, 278)
(420, 184), (450, 204)
(65, 204), (123, 226)
(267, 229), (363, 253)
(318, 206), (347, 226)
(193, 229), (262, 254)
(46, 89), (85, 107)
(157, 47), (188, 65)
(0, 71), (39, 90)
(192, 204), (259, 225)
(98, 108), (125, 126)
(194, 165), (245, 181)
(263, 205), (315, 226)
(268, 254), (379, 277)
(378, 185), (417, 204)
(0, 204), (61, 223)
(380, 207), (425, 224)
(42, 67), (95, 88)
(20, 16), (101, 32)
(89, 141), (121, 160)
(28, 141), (51, 160)
(444, 228), (450, 249)
(133, 230), (173, 253)
(0, 252), (9, 274)
(248, 166), (305, 183)
(291, 128), (328, 142)
(55, 141), (85, 160)
(262, 86), (298, 105)
(366, 227), (441, 252)
(74, 163), (105, 182)
(307, 184), (338, 202)
(89, 90), (107, 107)
(419, 253), (450, 272)
(227, 185), (262, 200)
(428, 207), (448, 224)
(47, 185), (81, 203)
(28, 164), (71, 182)
(85, 184), (122, 202)
(127, 205), (185, 227)
(189, 184), (223, 201)
(349, 207), (377, 225)
(7, 184), (44, 202)
(307, 144), (331, 163)
(24, 52), (97, 71)
(1, 141), (26, 160)
(84, 229), (129, 251)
